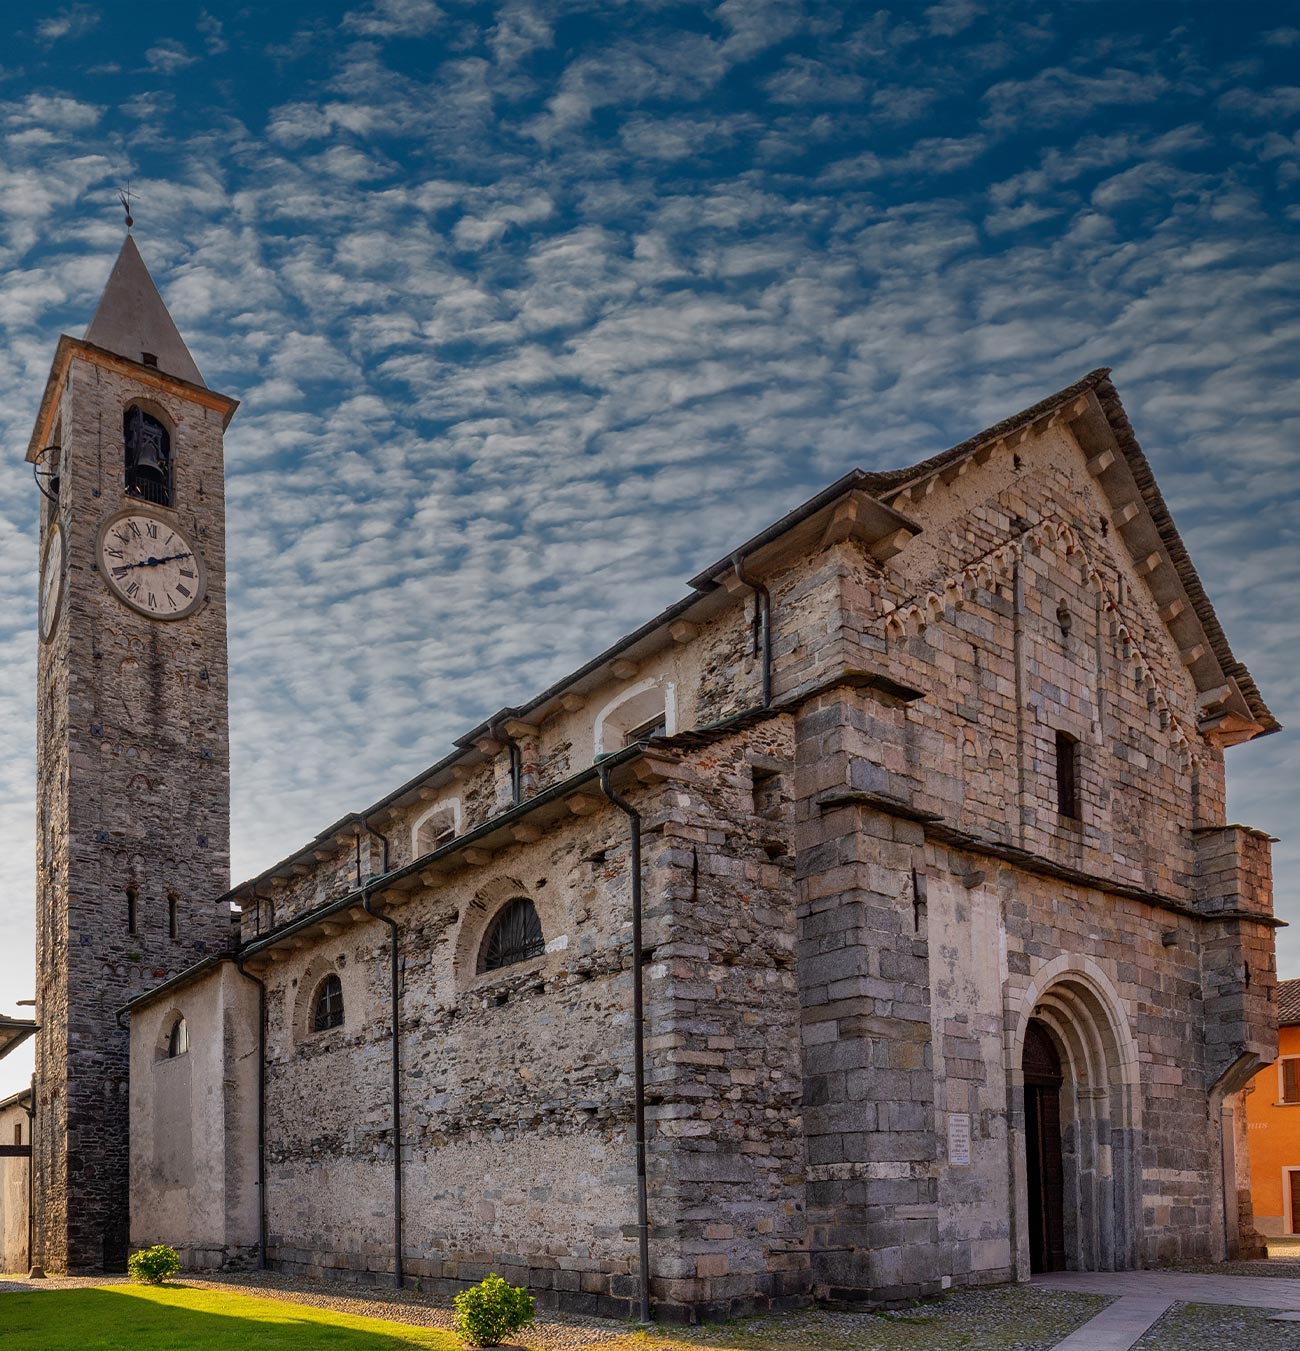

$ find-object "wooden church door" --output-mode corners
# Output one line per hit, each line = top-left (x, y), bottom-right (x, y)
(1023, 1019), (1067, 1272)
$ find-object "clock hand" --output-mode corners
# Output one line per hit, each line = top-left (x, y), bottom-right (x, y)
(116, 552), (193, 571)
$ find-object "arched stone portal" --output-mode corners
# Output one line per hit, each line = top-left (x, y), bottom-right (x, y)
(1007, 958), (1143, 1279)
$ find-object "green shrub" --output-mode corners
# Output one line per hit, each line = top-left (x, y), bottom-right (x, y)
(127, 1244), (181, 1285)
(453, 1272), (535, 1346)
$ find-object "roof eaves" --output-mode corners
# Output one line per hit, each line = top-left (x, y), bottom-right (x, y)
(1089, 374), (1279, 737)
(873, 369), (1113, 500)
(0, 1086), (32, 1113)
(0, 1017), (38, 1063)
(116, 953), (235, 1019)
(236, 741), (650, 960)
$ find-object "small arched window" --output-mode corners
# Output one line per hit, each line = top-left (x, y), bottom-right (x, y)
(413, 800), (460, 858)
(312, 974), (344, 1032)
(593, 680), (675, 757)
(167, 1017), (189, 1059)
(479, 898), (545, 973)
(124, 406), (172, 507)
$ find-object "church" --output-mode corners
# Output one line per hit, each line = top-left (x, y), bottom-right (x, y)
(3, 233), (1281, 1319)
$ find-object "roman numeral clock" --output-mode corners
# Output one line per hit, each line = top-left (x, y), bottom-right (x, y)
(94, 508), (207, 618)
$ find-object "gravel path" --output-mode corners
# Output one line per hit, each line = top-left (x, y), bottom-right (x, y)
(0, 1270), (1107, 1351)
(1131, 1301), (1300, 1351)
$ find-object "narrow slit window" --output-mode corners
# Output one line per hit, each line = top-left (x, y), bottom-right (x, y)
(168, 895), (179, 941)
(127, 888), (138, 935)
(312, 974), (344, 1032)
(1055, 731), (1080, 820)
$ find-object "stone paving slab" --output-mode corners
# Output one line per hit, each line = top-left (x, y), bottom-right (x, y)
(1045, 1297), (1173, 1351)
(1032, 1269), (1300, 1310)
(1032, 1271), (1300, 1351)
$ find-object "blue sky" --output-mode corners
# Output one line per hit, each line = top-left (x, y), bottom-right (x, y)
(0, 0), (1297, 1097)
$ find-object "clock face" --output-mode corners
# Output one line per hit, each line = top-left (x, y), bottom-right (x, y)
(39, 524), (65, 643)
(95, 508), (207, 621)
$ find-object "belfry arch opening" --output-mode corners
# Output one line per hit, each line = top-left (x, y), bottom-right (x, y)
(124, 404), (172, 507)
(1011, 964), (1142, 1278)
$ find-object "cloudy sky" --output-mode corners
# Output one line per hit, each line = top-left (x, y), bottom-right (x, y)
(0, 1), (1297, 1097)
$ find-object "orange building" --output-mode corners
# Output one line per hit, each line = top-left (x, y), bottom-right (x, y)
(1246, 979), (1300, 1235)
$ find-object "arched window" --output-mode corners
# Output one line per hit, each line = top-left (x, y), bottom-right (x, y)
(413, 800), (460, 858)
(124, 406), (172, 507)
(593, 679), (675, 756)
(479, 898), (545, 973)
(167, 1017), (189, 1059)
(312, 974), (344, 1032)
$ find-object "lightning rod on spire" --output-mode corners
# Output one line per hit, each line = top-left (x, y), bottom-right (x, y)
(118, 182), (134, 231)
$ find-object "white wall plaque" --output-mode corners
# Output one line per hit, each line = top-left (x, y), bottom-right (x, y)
(948, 1112), (972, 1166)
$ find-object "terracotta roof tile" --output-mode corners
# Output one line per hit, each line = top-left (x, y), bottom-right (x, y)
(1278, 978), (1300, 1027)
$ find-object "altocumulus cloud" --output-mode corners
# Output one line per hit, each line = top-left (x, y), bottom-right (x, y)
(0, 0), (1297, 1098)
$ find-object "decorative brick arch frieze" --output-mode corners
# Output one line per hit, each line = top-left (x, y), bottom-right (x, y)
(1005, 953), (1143, 1276)
(451, 874), (567, 990)
(879, 513), (1200, 768)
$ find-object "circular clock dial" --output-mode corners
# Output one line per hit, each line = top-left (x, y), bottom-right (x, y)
(39, 523), (64, 642)
(96, 508), (207, 620)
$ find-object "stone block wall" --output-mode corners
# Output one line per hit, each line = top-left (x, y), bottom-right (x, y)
(639, 720), (807, 1319)
(35, 352), (234, 1272)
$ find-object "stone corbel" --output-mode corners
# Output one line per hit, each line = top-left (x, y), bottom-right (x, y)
(631, 748), (695, 783)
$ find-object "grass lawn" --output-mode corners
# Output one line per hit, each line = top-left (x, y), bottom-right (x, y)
(0, 1284), (462, 1350)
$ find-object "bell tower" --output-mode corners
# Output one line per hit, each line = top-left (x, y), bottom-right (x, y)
(27, 234), (238, 1272)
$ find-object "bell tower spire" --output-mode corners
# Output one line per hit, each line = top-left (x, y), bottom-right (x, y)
(28, 235), (237, 1272)
(83, 235), (206, 387)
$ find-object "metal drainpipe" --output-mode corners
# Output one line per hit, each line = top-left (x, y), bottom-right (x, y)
(490, 715), (523, 806)
(596, 762), (651, 1324)
(731, 551), (772, 708)
(233, 956), (268, 1270)
(363, 883), (403, 1289)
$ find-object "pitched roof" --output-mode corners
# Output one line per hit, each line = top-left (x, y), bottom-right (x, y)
(84, 234), (206, 387)
(1278, 978), (1300, 1027)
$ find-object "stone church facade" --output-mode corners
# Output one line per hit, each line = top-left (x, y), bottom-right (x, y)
(20, 236), (1280, 1316)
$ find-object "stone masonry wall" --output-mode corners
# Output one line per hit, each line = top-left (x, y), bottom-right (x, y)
(254, 804), (650, 1310)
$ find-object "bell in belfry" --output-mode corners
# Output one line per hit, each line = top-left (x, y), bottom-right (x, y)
(124, 405), (171, 505)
